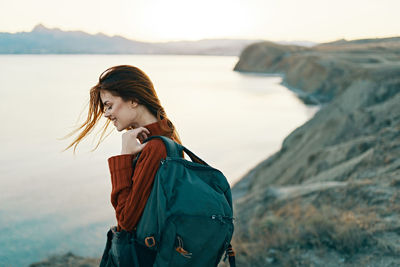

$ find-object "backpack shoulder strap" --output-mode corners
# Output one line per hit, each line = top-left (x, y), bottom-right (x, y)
(132, 135), (210, 168)
(147, 136), (211, 166)
(143, 135), (182, 158)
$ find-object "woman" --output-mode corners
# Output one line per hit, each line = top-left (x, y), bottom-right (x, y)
(64, 64), (183, 266)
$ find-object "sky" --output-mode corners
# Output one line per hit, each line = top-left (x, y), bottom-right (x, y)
(0, 0), (399, 43)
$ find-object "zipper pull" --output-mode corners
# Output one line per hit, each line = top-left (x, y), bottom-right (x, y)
(211, 215), (225, 224)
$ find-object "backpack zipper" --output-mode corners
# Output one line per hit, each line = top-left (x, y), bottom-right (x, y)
(211, 214), (234, 224)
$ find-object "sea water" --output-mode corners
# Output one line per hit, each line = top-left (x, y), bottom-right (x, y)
(0, 54), (318, 266)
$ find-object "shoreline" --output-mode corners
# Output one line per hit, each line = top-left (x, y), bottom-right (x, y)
(231, 37), (400, 265)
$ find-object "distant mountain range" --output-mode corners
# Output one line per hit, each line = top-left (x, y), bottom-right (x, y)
(0, 24), (318, 56)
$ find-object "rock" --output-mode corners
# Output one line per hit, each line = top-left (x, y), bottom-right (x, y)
(29, 252), (100, 267)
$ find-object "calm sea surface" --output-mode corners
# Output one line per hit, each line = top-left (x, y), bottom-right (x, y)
(0, 55), (318, 266)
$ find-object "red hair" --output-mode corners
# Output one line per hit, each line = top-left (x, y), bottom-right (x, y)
(62, 65), (181, 154)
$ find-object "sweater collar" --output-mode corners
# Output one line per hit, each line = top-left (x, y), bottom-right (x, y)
(141, 117), (172, 143)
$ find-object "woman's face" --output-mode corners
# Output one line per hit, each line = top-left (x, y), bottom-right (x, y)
(100, 90), (139, 131)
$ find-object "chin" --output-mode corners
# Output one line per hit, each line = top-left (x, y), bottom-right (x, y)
(117, 124), (130, 132)
(114, 124), (123, 131)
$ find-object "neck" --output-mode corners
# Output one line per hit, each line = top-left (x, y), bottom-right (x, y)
(133, 106), (158, 128)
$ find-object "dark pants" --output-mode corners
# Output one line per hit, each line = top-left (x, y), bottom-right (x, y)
(100, 226), (156, 267)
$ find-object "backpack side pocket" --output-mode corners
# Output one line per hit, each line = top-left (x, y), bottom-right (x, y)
(109, 229), (140, 267)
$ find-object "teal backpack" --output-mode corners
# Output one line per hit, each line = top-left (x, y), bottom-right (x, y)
(133, 135), (235, 267)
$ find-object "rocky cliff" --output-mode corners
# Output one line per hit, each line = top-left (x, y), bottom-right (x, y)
(231, 38), (400, 266)
(234, 38), (400, 104)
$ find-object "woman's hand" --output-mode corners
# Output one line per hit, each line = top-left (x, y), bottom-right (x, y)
(121, 127), (151, 155)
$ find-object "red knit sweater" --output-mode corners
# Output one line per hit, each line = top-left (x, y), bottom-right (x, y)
(107, 118), (181, 232)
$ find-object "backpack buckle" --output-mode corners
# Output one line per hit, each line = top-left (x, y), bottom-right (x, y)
(223, 244), (236, 266)
(144, 236), (156, 248)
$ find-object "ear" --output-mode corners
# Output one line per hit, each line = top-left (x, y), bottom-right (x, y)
(131, 99), (139, 108)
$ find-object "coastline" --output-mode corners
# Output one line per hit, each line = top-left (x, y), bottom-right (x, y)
(231, 37), (400, 265)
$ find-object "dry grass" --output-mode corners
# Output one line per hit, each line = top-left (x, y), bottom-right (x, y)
(233, 203), (383, 266)
(261, 204), (377, 252)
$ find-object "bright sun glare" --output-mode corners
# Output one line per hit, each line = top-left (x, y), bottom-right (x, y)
(126, 0), (250, 41)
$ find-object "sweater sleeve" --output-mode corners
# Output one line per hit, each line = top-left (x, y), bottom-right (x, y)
(107, 139), (167, 231)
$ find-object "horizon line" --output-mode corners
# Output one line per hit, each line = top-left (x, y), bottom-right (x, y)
(2, 23), (400, 45)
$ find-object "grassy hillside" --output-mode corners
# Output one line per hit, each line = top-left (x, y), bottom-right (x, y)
(232, 37), (400, 266)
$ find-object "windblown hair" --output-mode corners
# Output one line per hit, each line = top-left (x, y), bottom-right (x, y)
(63, 65), (181, 154)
